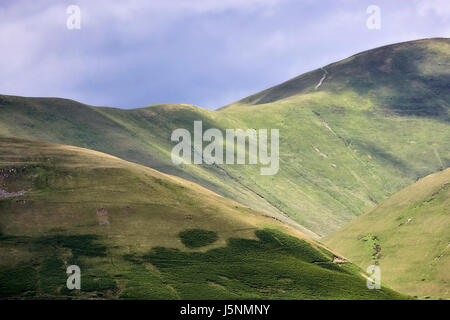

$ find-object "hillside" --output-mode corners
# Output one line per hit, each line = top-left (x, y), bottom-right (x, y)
(225, 38), (450, 113)
(0, 38), (449, 236)
(0, 98), (310, 236)
(0, 137), (404, 299)
(324, 168), (450, 299)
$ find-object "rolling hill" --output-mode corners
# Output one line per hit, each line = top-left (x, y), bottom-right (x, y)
(0, 137), (404, 299)
(324, 168), (450, 299)
(0, 38), (449, 237)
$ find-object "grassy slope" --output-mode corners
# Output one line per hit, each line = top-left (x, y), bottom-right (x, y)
(0, 99), (311, 237)
(0, 137), (404, 299)
(219, 38), (450, 235)
(0, 38), (449, 236)
(324, 168), (450, 299)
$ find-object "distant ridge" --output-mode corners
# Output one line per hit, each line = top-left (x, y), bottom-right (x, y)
(0, 38), (449, 236)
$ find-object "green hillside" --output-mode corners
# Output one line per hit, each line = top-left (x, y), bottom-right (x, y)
(0, 38), (449, 236)
(324, 168), (450, 299)
(0, 137), (404, 299)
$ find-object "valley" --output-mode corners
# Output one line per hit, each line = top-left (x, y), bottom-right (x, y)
(0, 38), (449, 299)
(1, 38), (449, 237)
(0, 137), (404, 299)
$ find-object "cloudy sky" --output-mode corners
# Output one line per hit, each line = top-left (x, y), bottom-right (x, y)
(0, 0), (449, 109)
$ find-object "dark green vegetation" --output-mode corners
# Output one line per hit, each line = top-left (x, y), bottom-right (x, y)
(325, 168), (450, 299)
(0, 38), (449, 237)
(0, 137), (404, 299)
(0, 234), (115, 297)
(134, 229), (404, 299)
(178, 229), (219, 248)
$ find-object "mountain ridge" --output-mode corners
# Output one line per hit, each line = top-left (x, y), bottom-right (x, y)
(1, 37), (449, 236)
(222, 37), (450, 112)
(0, 136), (406, 299)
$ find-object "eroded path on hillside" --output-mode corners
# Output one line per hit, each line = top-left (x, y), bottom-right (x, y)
(315, 68), (328, 89)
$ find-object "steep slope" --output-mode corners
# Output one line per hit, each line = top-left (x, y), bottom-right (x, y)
(324, 168), (450, 299)
(225, 37), (450, 114)
(0, 137), (404, 299)
(0, 38), (449, 236)
(0, 97), (310, 236)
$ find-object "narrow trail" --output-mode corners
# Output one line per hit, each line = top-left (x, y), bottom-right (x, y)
(432, 145), (444, 168)
(0, 189), (25, 198)
(315, 68), (328, 89)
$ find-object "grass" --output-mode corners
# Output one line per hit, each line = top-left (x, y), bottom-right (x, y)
(0, 39), (449, 237)
(0, 265), (37, 297)
(135, 229), (404, 299)
(0, 137), (405, 299)
(324, 168), (450, 299)
(0, 38), (448, 299)
(35, 235), (108, 258)
(178, 229), (219, 248)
